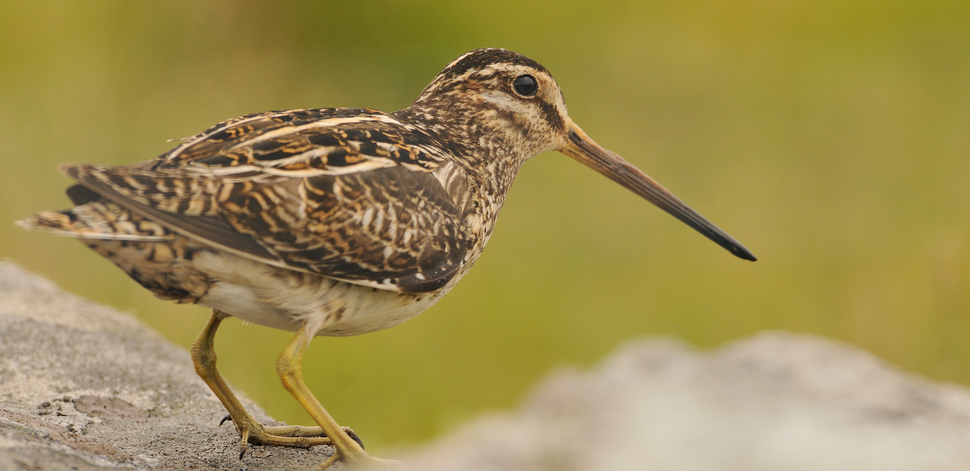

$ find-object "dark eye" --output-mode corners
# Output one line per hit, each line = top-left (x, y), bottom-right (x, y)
(512, 75), (538, 97)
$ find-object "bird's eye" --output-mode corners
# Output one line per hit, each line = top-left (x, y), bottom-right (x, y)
(512, 75), (538, 97)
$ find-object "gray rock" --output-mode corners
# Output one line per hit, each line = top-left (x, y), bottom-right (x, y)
(403, 335), (970, 471)
(3, 259), (970, 470)
(0, 261), (334, 470)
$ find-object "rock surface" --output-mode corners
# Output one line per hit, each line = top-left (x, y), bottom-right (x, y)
(3, 260), (970, 470)
(403, 336), (970, 471)
(0, 261), (333, 470)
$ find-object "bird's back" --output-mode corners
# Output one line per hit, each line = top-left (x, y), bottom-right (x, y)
(21, 107), (482, 293)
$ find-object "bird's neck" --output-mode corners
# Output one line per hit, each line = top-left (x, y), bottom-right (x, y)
(393, 103), (526, 205)
(393, 104), (526, 253)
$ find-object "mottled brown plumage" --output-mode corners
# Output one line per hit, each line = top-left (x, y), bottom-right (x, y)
(19, 48), (754, 469)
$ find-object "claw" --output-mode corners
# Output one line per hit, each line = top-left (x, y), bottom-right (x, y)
(219, 414), (233, 426)
(344, 428), (365, 450)
(238, 427), (251, 459)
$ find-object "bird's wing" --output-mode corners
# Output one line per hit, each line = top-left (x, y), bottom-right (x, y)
(65, 108), (469, 293)
(152, 108), (447, 174)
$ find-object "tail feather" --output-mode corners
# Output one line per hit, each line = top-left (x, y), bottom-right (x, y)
(17, 201), (171, 241)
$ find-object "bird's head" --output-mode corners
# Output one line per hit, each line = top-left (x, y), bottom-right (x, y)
(407, 48), (756, 261)
(408, 48), (570, 159)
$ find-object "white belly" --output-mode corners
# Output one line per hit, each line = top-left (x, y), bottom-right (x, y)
(193, 252), (447, 337)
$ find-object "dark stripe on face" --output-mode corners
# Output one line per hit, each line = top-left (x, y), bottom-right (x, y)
(442, 48), (550, 81)
(536, 99), (565, 132)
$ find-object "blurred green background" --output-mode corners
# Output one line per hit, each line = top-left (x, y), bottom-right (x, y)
(2, 0), (968, 453)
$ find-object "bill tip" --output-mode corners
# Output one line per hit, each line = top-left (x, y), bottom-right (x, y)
(735, 247), (757, 262)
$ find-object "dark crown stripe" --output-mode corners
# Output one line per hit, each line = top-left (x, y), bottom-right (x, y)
(440, 48), (549, 81)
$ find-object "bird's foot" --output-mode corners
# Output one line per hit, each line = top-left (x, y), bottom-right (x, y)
(220, 414), (363, 458)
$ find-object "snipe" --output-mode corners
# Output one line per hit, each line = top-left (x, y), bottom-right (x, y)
(19, 48), (755, 469)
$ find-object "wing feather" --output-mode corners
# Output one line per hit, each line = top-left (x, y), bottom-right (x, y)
(62, 108), (470, 293)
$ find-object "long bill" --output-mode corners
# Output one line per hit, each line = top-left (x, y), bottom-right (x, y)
(560, 121), (756, 261)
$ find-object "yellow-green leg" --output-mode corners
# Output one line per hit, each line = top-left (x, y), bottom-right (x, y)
(277, 323), (403, 469)
(190, 310), (350, 458)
